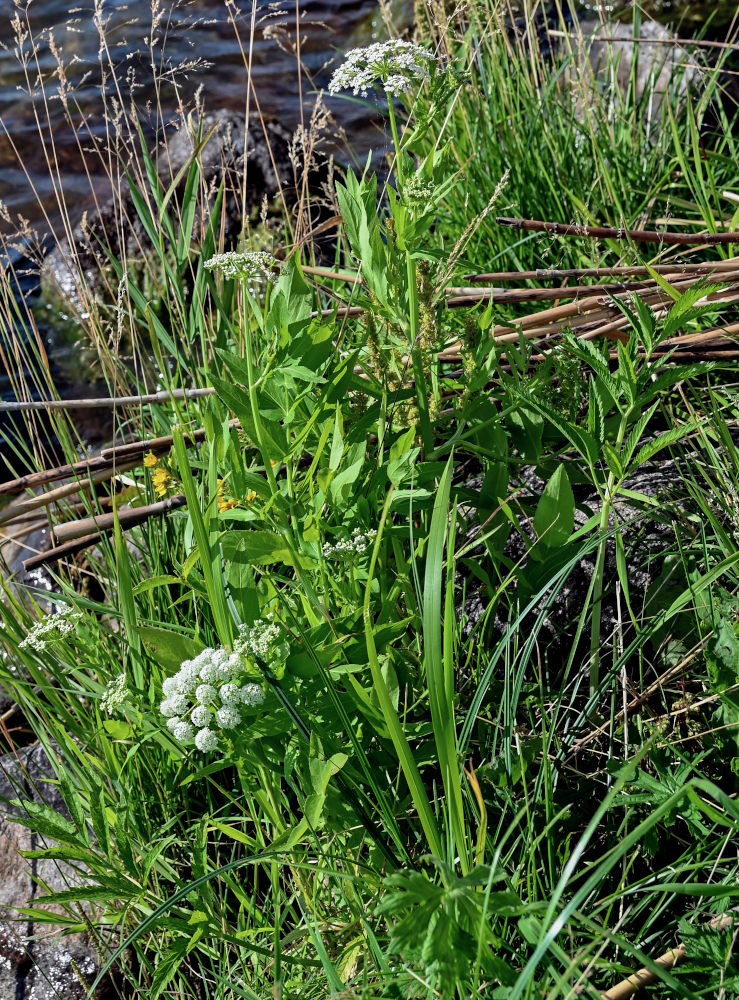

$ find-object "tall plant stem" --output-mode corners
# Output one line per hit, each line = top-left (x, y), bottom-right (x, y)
(387, 100), (433, 453)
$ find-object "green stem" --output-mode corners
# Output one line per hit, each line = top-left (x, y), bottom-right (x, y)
(387, 99), (403, 189)
(406, 252), (433, 455)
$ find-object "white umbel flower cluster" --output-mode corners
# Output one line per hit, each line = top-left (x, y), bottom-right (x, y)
(161, 643), (266, 752)
(328, 40), (436, 97)
(19, 609), (83, 652)
(233, 615), (281, 662)
(322, 526), (377, 558)
(100, 673), (127, 715)
(204, 251), (279, 280)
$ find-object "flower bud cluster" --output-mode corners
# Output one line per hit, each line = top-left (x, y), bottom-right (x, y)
(19, 609), (83, 652)
(322, 526), (377, 558)
(328, 40), (436, 98)
(161, 644), (265, 752)
(204, 251), (279, 280)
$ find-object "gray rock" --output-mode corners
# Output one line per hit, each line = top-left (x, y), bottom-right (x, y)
(570, 18), (700, 118)
(0, 744), (109, 1000)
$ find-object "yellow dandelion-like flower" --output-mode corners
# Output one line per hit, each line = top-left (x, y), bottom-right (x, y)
(143, 451), (158, 468)
(152, 467), (172, 498)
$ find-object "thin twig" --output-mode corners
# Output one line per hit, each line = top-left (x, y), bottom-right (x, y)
(496, 217), (739, 245)
(463, 260), (739, 283)
(0, 387), (214, 412)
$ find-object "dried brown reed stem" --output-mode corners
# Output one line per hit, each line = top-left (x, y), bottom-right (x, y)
(496, 216), (739, 245)
(52, 495), (187, 545)
(0, 388), (215, 412)
(22, 532), (102, 573)
(598, 913), (735, 999)
(463, 260), (739, 282)
(0, 424), (226, 497)
(0, 461), (142, 528)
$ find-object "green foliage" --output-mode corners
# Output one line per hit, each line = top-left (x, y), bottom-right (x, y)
(1, 3), (739, 999)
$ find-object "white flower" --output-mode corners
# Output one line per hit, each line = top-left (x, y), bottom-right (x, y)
(204, 251), (279, 280)
(216, 706), (242, 729)
(160, 698), (181, 718)
(328, 40), (436, 98)
(403, 176), (435, 215)
(219, 683), (240, 704)
(195, 683), (217, 705)
(173, 720), (195, 742)
(322, 527), (377, 558)
(238, 683), (265, 707)
(190, 705), (212, 728)
(100, 673), (127, 715)
(194, 727), (219, 752)
(160, 635), (274, 751)
(175, 661), (201, 693)
(162, 675), (178, 697)
(234, 617), (280, 662)
(19, 608), (83, 652)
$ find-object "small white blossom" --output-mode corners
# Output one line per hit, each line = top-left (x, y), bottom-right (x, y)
(216, 706), (242, 729)
(19, 609), (83, 652)
(160, 699), (181, 718)
(195, 683), (217, 705)
(166, 716), (182, 733)
(194, 727), (219, 753)
(238, 683), (266, 707)
(328, 40), (436, 98)
(322, 526), (377, 558)
(100, 673), (127, 715)
(173, 720), (195, 742)
(219, 683), (240, 704)
(204, 251), (279, 280)
(162, 675), (178, 697)
(404, 176), (435, 215)
(234, 616), (281, 663)
(190, 705), (212, 728)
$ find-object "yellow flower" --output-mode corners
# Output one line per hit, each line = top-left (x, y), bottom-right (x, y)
(143, 451), (158, 468)
(152, 467), (172, 498)
(216, 480), (257, 512)
(217, 479), (238, 513)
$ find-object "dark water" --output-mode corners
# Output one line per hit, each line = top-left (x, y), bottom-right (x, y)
(0, 0), (733, 244)
(0, 0), (389, 242)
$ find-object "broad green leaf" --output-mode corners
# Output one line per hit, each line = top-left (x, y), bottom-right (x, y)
(533, 465), (575, 548)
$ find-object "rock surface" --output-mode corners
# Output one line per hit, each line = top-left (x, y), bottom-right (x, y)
(574, 18), (700, 114)
(0, 744), (107, 1000)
